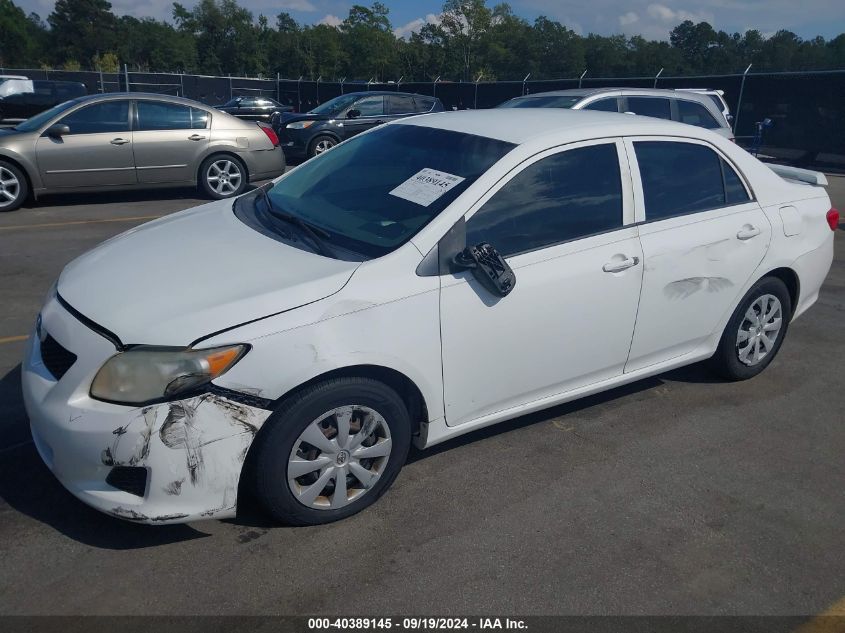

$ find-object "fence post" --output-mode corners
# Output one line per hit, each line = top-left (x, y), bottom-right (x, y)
(653, 67), (663, 88)
(316, 76), (322, 103)
(433, 76), (441, 99)
(297, 76), (302, 112)
(124, 64), (130, 92)
(340, 77), (346, 94)
(228, 75), (232, 100)
(276, 72), (280, 102)
(579, 69), (587, 88)
(522, 73), (531, 96)
(179, 73), (184, 97)
(99, 69), (104, 93)
(474, 73), (483, 109)
(733, 63), (752, 134)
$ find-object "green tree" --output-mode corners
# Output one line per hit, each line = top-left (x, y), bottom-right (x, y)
(48, 0), (118, 67)
(0, 0), (47, 67)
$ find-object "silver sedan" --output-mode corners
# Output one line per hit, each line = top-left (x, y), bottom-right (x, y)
(0, 93), (285, 212)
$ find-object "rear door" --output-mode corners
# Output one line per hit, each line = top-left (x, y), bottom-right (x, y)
(624, 138), (770, 371)
(132, 100), (209, 184)
(35, 99), (136, 188)
(623, 96), (672, 120)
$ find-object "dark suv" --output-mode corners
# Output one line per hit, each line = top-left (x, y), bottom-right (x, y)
(0, 79), (87, 122)
(272, 91), (444, 160)
(216, 96), (294, 121)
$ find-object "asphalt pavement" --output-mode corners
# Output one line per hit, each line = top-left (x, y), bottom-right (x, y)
(0, 176), (843, 616)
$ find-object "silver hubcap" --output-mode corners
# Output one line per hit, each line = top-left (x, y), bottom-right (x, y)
(206, 159), (242, 195)
(0, 166), (21, 208)
(737, 294), (783, 366)
(314, 139), (335, 154)
(287, 405), (392, 510)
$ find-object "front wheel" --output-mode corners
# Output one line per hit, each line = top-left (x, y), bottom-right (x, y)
(308, 135), (337, 158)
(0, 160), (28, 212)
(250, 377), (412, 525)
(198, 155), (247, 199)
(710, 276), (792, 381)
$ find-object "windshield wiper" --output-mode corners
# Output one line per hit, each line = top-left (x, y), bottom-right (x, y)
(255, 184), (334, 257)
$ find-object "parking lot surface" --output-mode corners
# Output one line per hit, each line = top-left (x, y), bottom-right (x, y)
(1, 178), (843, 616)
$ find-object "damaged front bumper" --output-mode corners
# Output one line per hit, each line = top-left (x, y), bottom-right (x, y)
(21, 295), (272, 525)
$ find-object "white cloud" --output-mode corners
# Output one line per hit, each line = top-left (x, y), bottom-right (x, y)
(646, 3), (713, 24)
(317, 14), (342, 27)
(618, 11), (639, 26)
(393, 13), (441, 39)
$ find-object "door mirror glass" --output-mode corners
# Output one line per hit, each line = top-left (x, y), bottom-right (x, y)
(346, 109), (360, 119)
(45, 123), (70, 137)
(452, 243), (516, 297)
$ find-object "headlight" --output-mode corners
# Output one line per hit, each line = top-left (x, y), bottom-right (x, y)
(90, 345), (248, 405)
(286, 120), (315, 129)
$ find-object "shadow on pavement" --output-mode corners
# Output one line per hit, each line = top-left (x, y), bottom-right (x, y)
(20, 184), (260, 210)
(0, 364), (209, 549)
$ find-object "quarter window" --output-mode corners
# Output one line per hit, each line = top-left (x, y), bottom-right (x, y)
(388, 95), (416, 115)
(466, 143), (624, 257)
(626, 97), (671, 120)
(58, 101), (130, 134)
(634, 141), (749, 221)
(676, 100), (722, 129)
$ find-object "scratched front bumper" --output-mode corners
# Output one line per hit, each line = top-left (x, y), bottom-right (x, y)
(21, 296), (272, 524)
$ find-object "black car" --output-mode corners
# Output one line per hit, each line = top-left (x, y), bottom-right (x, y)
(271, 91), (444, 160)
(0, 79), (87, 122)
(216, 96), (294, 121)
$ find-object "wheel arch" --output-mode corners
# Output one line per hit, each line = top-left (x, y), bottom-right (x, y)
(197, 150), (248, 185)
(308, 131), (341, 152)
(759, 267), (800, 317)
(0, 152), (36, 196)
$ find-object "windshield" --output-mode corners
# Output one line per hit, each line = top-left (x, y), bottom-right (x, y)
(310, 94), (359, 116)
(499, 95), (583, 109)
(255, 124), (514, 259)
(14, 99), (81, 132)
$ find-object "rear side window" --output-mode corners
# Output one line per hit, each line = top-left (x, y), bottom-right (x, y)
(466, 143), (623, 257)
(354, 95), (385, 116)
(583, 98), (618, 112)
(58, 101), (130, 134)
(388, 95), (416, 114)
(676, 100), (722, 129)
(626, 97), (671, 120)
(634, 141), (749, 221)
(137, 101), (207, 130)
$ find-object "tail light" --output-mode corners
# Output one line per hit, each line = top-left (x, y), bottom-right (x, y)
(827, 208), (840, 231)
(259, 125), (280, 147)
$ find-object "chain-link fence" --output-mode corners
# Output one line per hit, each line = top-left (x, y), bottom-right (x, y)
(2, 67), (844, 172)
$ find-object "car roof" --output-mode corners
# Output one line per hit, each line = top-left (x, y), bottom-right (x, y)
(338, 91), (435, 98)
(513, 87), (719, 101)
(394, 108), (718, 145)
(71, 92), (211, 108)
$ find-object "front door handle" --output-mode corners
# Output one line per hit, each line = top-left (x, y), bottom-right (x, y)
(110, 138), (130, 145)
(737, 225), (761, 240)
(602, 256), (640, 273)
(188, 134), (206, 141)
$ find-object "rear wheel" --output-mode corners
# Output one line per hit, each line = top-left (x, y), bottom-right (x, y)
(199, 155), (247, 199)
(710, 276), (792, 380)
(251, 377), (411, 525)
(0, 160), (28, 212)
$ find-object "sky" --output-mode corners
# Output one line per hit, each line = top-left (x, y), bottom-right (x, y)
(14, 0), (845, 41)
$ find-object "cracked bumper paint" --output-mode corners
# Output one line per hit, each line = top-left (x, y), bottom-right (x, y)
(22, 296), (272, 524)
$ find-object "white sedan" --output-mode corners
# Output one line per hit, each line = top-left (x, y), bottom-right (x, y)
(22, 109), (837, 525)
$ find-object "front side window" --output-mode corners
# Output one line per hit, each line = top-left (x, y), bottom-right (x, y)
(626, 97), (671, 120)
(354, 96), (385, 117)
(676, 100), (722, 129)
(256, 124), (514, 259)
(466, 143), (624, 257)
(58, 100), (130, 134)
(310, 94), (358, 115)
(635, 141), (749, 221)
(583, 98), (618, 112)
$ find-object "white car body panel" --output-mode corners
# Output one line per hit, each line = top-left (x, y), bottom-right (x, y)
(21, 109), (834, 523)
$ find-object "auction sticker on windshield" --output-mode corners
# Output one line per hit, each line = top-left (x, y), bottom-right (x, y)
(389, 168), (466, 207)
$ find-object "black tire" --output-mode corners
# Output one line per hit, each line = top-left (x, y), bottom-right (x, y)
(0, 159), (29, 213)
(709, 276), (792, 381)
(250, 377), (411, 525)
(198, 154), (248, 199)
(307, 134), (337, 159)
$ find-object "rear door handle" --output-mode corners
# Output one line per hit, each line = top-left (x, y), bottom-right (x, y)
(737, 225), (761, 240)
(110, 138), (130, 145)
(602, 256), (640, 273)
(188, 134), (206, 141)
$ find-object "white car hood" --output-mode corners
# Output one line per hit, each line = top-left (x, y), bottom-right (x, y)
(57, 199), (359, 346)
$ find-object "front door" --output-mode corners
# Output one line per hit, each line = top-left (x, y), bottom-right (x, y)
(132, 100), (210, 184)
(342, 95), (386, 139)
(624, 138), (771, 372)
(439, 140), (644, 426)
(35, 99), (135, 188)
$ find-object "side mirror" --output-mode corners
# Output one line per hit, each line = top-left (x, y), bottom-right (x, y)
(452, 242), (516, 297)
(346, 109), (361, 119)
(45, 123), (70, 138)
